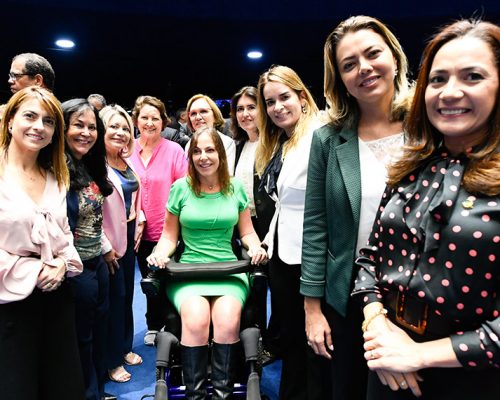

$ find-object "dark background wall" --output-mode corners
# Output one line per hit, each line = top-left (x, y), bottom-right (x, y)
(2, 0), (499, 112)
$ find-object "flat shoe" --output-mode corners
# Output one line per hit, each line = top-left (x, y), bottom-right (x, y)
(124, 351), (143, 366)
(108, 366), (131, 383)
(144, 330), (158, 346)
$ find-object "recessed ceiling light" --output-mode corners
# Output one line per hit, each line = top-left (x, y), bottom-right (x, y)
(55, 39), (75, 49)
(247, 50), (263, 60)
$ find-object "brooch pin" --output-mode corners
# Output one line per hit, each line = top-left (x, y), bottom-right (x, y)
(462, 197), (475, 209)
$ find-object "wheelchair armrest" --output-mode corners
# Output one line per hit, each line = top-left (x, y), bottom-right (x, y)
(164, 259), (251, 278)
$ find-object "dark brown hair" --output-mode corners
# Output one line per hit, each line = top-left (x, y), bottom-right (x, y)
(187, 126), (231, 197)
(388, 19), (500, 196)
(230, 86), (258, 141)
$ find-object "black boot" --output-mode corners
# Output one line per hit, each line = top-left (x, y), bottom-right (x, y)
(181, 344), (208, 400)
(211, 342), (239, 399)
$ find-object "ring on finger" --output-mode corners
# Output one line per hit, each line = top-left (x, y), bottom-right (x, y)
(400, 381), (407, 388)
(370, 350), (376, 360)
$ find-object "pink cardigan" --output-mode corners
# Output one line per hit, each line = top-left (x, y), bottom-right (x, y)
(101, 162), (145, 258)
(0, 172), (83, 304)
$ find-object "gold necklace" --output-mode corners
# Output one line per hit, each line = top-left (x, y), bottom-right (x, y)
(205, 182), (219, 191)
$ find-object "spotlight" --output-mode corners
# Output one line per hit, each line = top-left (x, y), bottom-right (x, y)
(247, 50), (263, 60)
(55, 39), (75, 49)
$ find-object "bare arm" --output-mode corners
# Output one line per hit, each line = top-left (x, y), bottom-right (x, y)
(238, 208), (267, 265)
(146, 211), (179, 268)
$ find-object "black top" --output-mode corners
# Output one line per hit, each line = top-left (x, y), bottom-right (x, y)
(352, 148), (500, 369)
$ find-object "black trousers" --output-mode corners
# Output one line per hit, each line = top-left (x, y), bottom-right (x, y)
(268, 254), (328, 400)
(137, 240), (168, 331)
(69, 255), (110, 400)
(107, 220), (136, 369)
(318, 301), (368, 400)
(0, 283), (85, 400)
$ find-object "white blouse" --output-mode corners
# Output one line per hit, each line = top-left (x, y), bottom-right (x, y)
(235, 140), (258, 217)
(356, 133), (404, 255)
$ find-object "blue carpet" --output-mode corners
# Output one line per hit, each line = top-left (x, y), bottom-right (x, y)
(105, 264), (281, 399)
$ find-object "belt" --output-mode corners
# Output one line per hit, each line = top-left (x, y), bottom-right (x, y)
(384, 290), (465, 337)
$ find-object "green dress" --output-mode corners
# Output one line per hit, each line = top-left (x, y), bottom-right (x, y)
(166, 177), (250, 311)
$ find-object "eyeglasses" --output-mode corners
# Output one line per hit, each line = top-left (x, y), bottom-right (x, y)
(8, 72), (32, 80)
(189, 109), (212, 119)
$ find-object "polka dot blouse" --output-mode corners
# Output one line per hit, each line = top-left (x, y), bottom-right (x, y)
(352, 149), (500, 369)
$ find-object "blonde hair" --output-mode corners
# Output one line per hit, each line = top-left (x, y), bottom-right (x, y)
(186, 94), (225, 132)
(0, 87), (68, 188)
(324, 15), (412, 130)
(99, 104), (135, 157)
(0, 104), (6, 123)
(255, 65), (319, 176)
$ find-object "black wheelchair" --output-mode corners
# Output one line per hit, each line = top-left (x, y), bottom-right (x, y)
(141, 243), (269, 400)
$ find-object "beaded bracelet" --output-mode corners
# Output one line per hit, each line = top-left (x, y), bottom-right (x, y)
(362, 308), (388, 332)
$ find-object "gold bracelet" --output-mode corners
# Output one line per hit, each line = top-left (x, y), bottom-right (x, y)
(362, 308), (388, 332)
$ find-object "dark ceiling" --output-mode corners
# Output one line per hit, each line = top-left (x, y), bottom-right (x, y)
(2, 0), (499, 112)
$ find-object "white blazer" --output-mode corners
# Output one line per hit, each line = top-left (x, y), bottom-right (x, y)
(264, 118), (324, 264)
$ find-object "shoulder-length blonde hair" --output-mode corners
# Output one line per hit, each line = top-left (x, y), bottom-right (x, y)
(324, 15), (412, 130)
(255, 65), (319, 176)
(187, 126), (231, 197)
(186, 94), (225, 132)
(388, 19), (500, 196)
(0, 87), (68, 188)
(99, 104), (135, 157)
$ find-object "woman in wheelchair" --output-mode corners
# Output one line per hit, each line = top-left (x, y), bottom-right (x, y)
(147, 126), (267, 399)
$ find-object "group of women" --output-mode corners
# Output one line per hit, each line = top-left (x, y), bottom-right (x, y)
(0, 13), (498, 400)
(301, 16), (499, 400)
